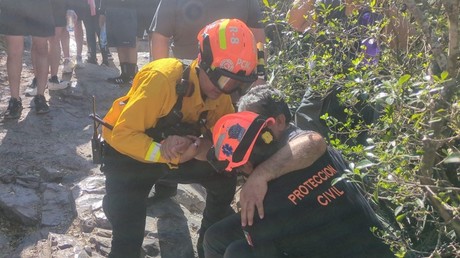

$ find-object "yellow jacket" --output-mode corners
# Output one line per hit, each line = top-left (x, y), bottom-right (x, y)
(102, 58), (234, 164)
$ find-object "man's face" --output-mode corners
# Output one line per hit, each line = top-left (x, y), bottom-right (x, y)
(199, 69), (224, 100)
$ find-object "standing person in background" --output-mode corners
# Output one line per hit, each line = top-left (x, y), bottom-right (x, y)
(82, 0), (110, 66)
(97, 1), (113, 66)
(148, 0), (267, 199)
(101, 0), (160, 85)
(60, 11), (75, 74)
(67, 0), (107, 66)
(0, 0), (54, 118)
(48, 0), (72, 91)
(149, 0), (265, 61)
(67, 0), (86, 68)
(25, 0), (74, 96)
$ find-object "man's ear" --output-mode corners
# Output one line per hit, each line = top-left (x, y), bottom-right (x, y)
(275, 114), (286, 128)
(266, 114), (286, 138)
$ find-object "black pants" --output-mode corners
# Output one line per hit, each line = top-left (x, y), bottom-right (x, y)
(82, 14), (102, 60)
(101, 145), (236, 258)
(204, 213), (284, 258)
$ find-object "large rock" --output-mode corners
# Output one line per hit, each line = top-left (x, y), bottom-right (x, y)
(41, 183), (76, 227)
(73, 175), (109, 231)
(0, 233), (11, 254)
(0, 183), (40, 226)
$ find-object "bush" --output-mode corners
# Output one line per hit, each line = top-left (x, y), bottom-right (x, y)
(261, 0), (460, 257)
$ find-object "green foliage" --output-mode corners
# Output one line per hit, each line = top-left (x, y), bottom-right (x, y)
(262, 0), (460, 257)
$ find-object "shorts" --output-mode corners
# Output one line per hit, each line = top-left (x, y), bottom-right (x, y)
(106, 7), (137, 47)
(51, 0), (67, 28)
(68, 0), (89, 21)
(136, 2), (158, 38)
(0, 0), (55, 37)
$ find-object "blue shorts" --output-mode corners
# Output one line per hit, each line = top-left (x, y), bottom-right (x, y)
(0, 0), (55, 37)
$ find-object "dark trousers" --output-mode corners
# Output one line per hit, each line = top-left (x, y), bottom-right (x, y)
(101, 146), (236, 258)
(204, 214), (282, 258)
(82, 14), (100, 59)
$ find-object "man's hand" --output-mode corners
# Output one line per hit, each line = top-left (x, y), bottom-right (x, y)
(238, 131), (327, 226)
(178, 136), (201, 163)
(160, 135), (193, 161)
(239, 172), (269, 227)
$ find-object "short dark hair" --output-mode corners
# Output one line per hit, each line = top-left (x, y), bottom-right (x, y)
(237, 84), (292, 123)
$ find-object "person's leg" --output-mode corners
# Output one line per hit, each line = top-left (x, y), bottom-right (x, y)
(48, 27), (62, 78)
(106, 7), (137, 84)
(31, 36), (51, 114)
(102, 148), (164, 258)
(204, 214), (245, 258)
(151, 180), (178, 200)
(49, 0), (68, 80)
(83, 14), (98, 64)
(164, 160), (237, 258)
(48, 26), (69, 90)
(6, 36), (24, 100)
(74, 19), (84, 67)
(60, 27), (70, 60)
(198, 174), (237, 257)
(4, 35), (24, 119)
(25, 38), (39, 96)
(92, 13), (108, 66)
(224, 240), (258, 258)
(98, 14), (111, 65)
(61, 29), (74, 73)
(108, 46), (137, 84)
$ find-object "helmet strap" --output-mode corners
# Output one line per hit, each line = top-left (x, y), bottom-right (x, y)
(199, 34), (213, 73)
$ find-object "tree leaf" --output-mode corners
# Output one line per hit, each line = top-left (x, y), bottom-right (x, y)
(440, 71), (448, 80)
(443, 152), (460, 164)
(262, 0), (270, 8)
(395, 205), (403, 216)
(397, 74), (411, 85)
(396, 213), (407, 222)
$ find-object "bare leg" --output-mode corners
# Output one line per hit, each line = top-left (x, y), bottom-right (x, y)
(31, 36), (50, 95)
(74, 20), (84, 58)
(117, 43), (138, 64)
(60, 27), (70, 59)
(108, 44), (138, 84)
(49, 27), (63, 77)
(6, 35), (24, 100)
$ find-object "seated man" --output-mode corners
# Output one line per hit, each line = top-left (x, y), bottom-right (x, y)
(204, 84), (393, 258)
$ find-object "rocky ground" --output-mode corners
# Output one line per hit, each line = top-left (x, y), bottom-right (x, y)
(0, 37), (215, 258)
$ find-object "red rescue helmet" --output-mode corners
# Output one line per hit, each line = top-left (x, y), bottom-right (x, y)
(207, 111), (276, 172)
(197, 19), (258, 94)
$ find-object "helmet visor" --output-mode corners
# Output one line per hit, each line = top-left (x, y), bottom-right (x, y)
(215, 75), (251, 94)
(209, 67), (257, 94)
